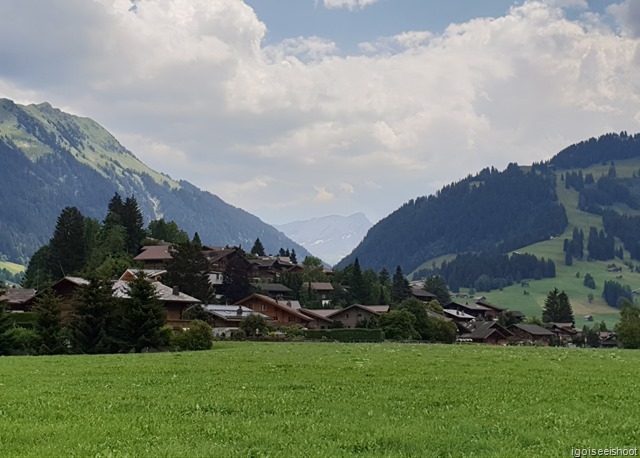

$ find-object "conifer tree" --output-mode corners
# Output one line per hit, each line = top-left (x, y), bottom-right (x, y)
(70, 276), (117, 354)
(22, 245), (53, 289)
(48, 206), (87, 279)
(0, 291), (14, 356)
(163, 241), (214, 303)
(122, 196), (146, 255)
(290, 249), (297, 264)
(33, 291), (67, 355)
(349, 258), (366, 304)
(251, 238), (265, 256)
(222, 254), (251, 304)
(118, 275), (165, 352)
(424, 275), (451, 306)
(391, 265), (411, 304)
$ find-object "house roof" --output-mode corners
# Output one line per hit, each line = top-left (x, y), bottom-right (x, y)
(475, 298), (506, 312)
(509, 323), (555, 337)
(133, 245), (173, 261)
(276, 299), (302, 310)
(411, 287), (437, 300)
(204, 304), (271, 322)
(205, 248), (241, 264)
(236, 294), (312, 322)
(112, 280), (201, 303)
(299, 308), (334, 323)
(447, 301), (491, 312)
(326, 303), (387, 318)
(303, 308), (338, 318)
(443, 309), (475, 320)
(62, 276), (91, 287)
(461, 322), (513, 340)
(119, 269), (166, 281)
(0, 288), (36, 304)
(507, 310), (526, 318)
(255, 283), (294, 294)
(307, 282), (334, 292)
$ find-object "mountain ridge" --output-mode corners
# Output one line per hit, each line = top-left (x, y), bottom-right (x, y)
(0, 98), (311, 264)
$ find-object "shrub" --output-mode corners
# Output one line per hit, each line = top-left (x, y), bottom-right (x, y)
(171, 320), (213, 351)
(6, 327), (39, 355)
(9, 312), (37, 329)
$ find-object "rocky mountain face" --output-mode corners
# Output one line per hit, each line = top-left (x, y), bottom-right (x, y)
(0, 98), (311, 264)
(275, 213), (373, 266)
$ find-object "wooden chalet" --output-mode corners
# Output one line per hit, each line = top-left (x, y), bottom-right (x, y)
(253, 283), (294, 299)
(249, 257), (296, 282)
(325, 304), (389, 328)
(410, 287), (437, 302)
(546, 322), (577, 343)
(112, 280), (200, 329)
(508, 323), (555, 345)
(298, 308), (334, 329)
(133, 245), (173, 269)
(443, 308), (475, 324)
(0, 288), (37, 312)
(235, 293), (312, 327)
(305, 282), (334, 306)
(119, 269), (166, 282)
(202, 304), (272, 330)
(459, 322), (513, 345)
(204, 247), (250, 272)
(446, 301), (491, 319)
(474, 298), (506, 320)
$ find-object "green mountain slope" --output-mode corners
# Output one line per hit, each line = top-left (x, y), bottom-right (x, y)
(0, 99), (311, 264)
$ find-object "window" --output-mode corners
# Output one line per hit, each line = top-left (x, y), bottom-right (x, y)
(345, 314), (349, 319)
(261, 304), (266, 311)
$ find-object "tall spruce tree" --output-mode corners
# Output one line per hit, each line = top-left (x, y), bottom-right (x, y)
(0, 291), (14, 356)
(48, 206), (87, 280)
(222, 254), (251, 304)
(22, 245), (53, 289)
(121, 196), (146, 255)
(70, 276), (117, 354)
(391, 265), (411, 304)
(33, 291), (67, 355)
(616, 300), (640, 349)
(349, 258), (366, 304)
(251, 238), (266, 256)
(163, 240), (214, 303)
(118, 275), (166, 352)
(424, 275), (451, 306)
(542, 288), (574, 323)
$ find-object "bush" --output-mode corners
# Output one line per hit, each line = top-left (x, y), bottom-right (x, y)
(171, 320), (213, 351)
(6, 327), (39, 355)
(304, 328), (384, 342)
(239, 314), (270, 337)
(9, 312), (37, 329)
(158, 325), (174, 348)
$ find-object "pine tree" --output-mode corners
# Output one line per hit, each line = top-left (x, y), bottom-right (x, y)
(222, 254), (251, 304)
(542, 288), (560, 323)
(251, 238), (265, 256)
(22, 245), (53, 289)
(33, 291), (66, 355)
(69, 276), (117, 354)
(48, 206), (87, 279)
(163, 241), (214, 303)
(350, 258), (366, 304)
(121, 196), (146, 255)
(391, 265), (411, 304)
(192, 232), (202, 248)
(424, 275), (451, 306)
(0, 292), (14, 356)
(557, 291), (575, 324)
(290, 249), (297, 264)
(118, 275), (166, 352)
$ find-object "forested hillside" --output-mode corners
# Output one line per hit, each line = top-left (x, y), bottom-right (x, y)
(0, 99), (310, 264)
(337, 163), (567, 273)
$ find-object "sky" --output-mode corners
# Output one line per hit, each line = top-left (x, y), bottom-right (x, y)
(1, 0), (640, 225)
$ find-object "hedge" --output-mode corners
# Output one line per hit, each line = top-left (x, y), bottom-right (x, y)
(304, 328), (384, 342)
(9, 312), (37, 328)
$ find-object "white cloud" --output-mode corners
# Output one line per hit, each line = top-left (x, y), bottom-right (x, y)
(320, 0), (378, 11)
(0, 0), (639, 225)
(608, 0), (640, 37)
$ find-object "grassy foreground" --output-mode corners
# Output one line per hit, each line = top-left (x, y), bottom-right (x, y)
(1, 342), (639, 457)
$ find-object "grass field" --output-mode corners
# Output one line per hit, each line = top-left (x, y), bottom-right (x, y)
(0, 260), (25, 274)
(1, 342), (639, 457)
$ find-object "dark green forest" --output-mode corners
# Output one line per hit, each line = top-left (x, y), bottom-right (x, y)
(337, 163), (567, 272)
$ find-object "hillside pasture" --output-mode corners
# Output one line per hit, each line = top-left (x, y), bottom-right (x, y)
(1, 342), (639, 457)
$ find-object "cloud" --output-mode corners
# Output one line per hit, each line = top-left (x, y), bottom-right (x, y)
(0, 0), (639, 225)
(320, 0), (378, 11)
(608, 0), (640, 37)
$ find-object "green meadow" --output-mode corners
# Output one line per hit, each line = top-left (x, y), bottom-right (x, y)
(1, 342), (639, 457)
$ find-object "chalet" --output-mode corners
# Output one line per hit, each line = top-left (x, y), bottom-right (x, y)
(205, 247), (250, 273)
(546, 322), (577, 343)
(235, 293), (312, 327)
(202, 304), (272, 334)
(298, 308), (334, 329)
(443, 308), (475, 324)
(305, 282), (334, 306)
(506, 310), (525, 323)
(112, 280), (200, 329)
(133, 245), (173, 269)
(459, 322), (513, 345)
(326, 304), (389, 328)
(508, 323), (555, 346)
(410, 287), (437, 302)
(599, 332), (619, 348)
(253, 283), (294, 299)
(119, 269), (166, 282)
(0, 288), (37, 312)
(249, 256), (296, 281)
(31, 276), (91, 316)
(446, 301), (491, 319)
(475, 298), (506, 320)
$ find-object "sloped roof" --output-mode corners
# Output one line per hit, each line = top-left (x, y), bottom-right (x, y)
(63, 276), (90, 286)
(448, 301), (491, 312)
(326, 303), (386, 318)
(365, 305), (390, 313)
(299, 308), (334, 323)
(112, 280), (200, 303)
(236, 294), (312, 322)
(255, 283), (294, 294)
(119, 269), (166, 281)
(443, 309), (475, 320)
(461, 322), (513, 340)
(475, 298), (506, 312)
(307, 282), (334, 291)
(411, 287), (437, 299)
(133, 245), (173, 261)
(509, 323), (555, 337)
(0, 288), (36, 304)
(302, 308), (337, 318)
(204, 304), (271, 322)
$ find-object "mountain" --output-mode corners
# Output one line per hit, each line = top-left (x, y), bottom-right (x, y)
(338, 132), (640, 276)
(0, 98), (311, 264)
(274, 213), (373, 266)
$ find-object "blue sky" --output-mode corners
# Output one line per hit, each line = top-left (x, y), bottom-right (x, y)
(0, 0), (639, 226)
